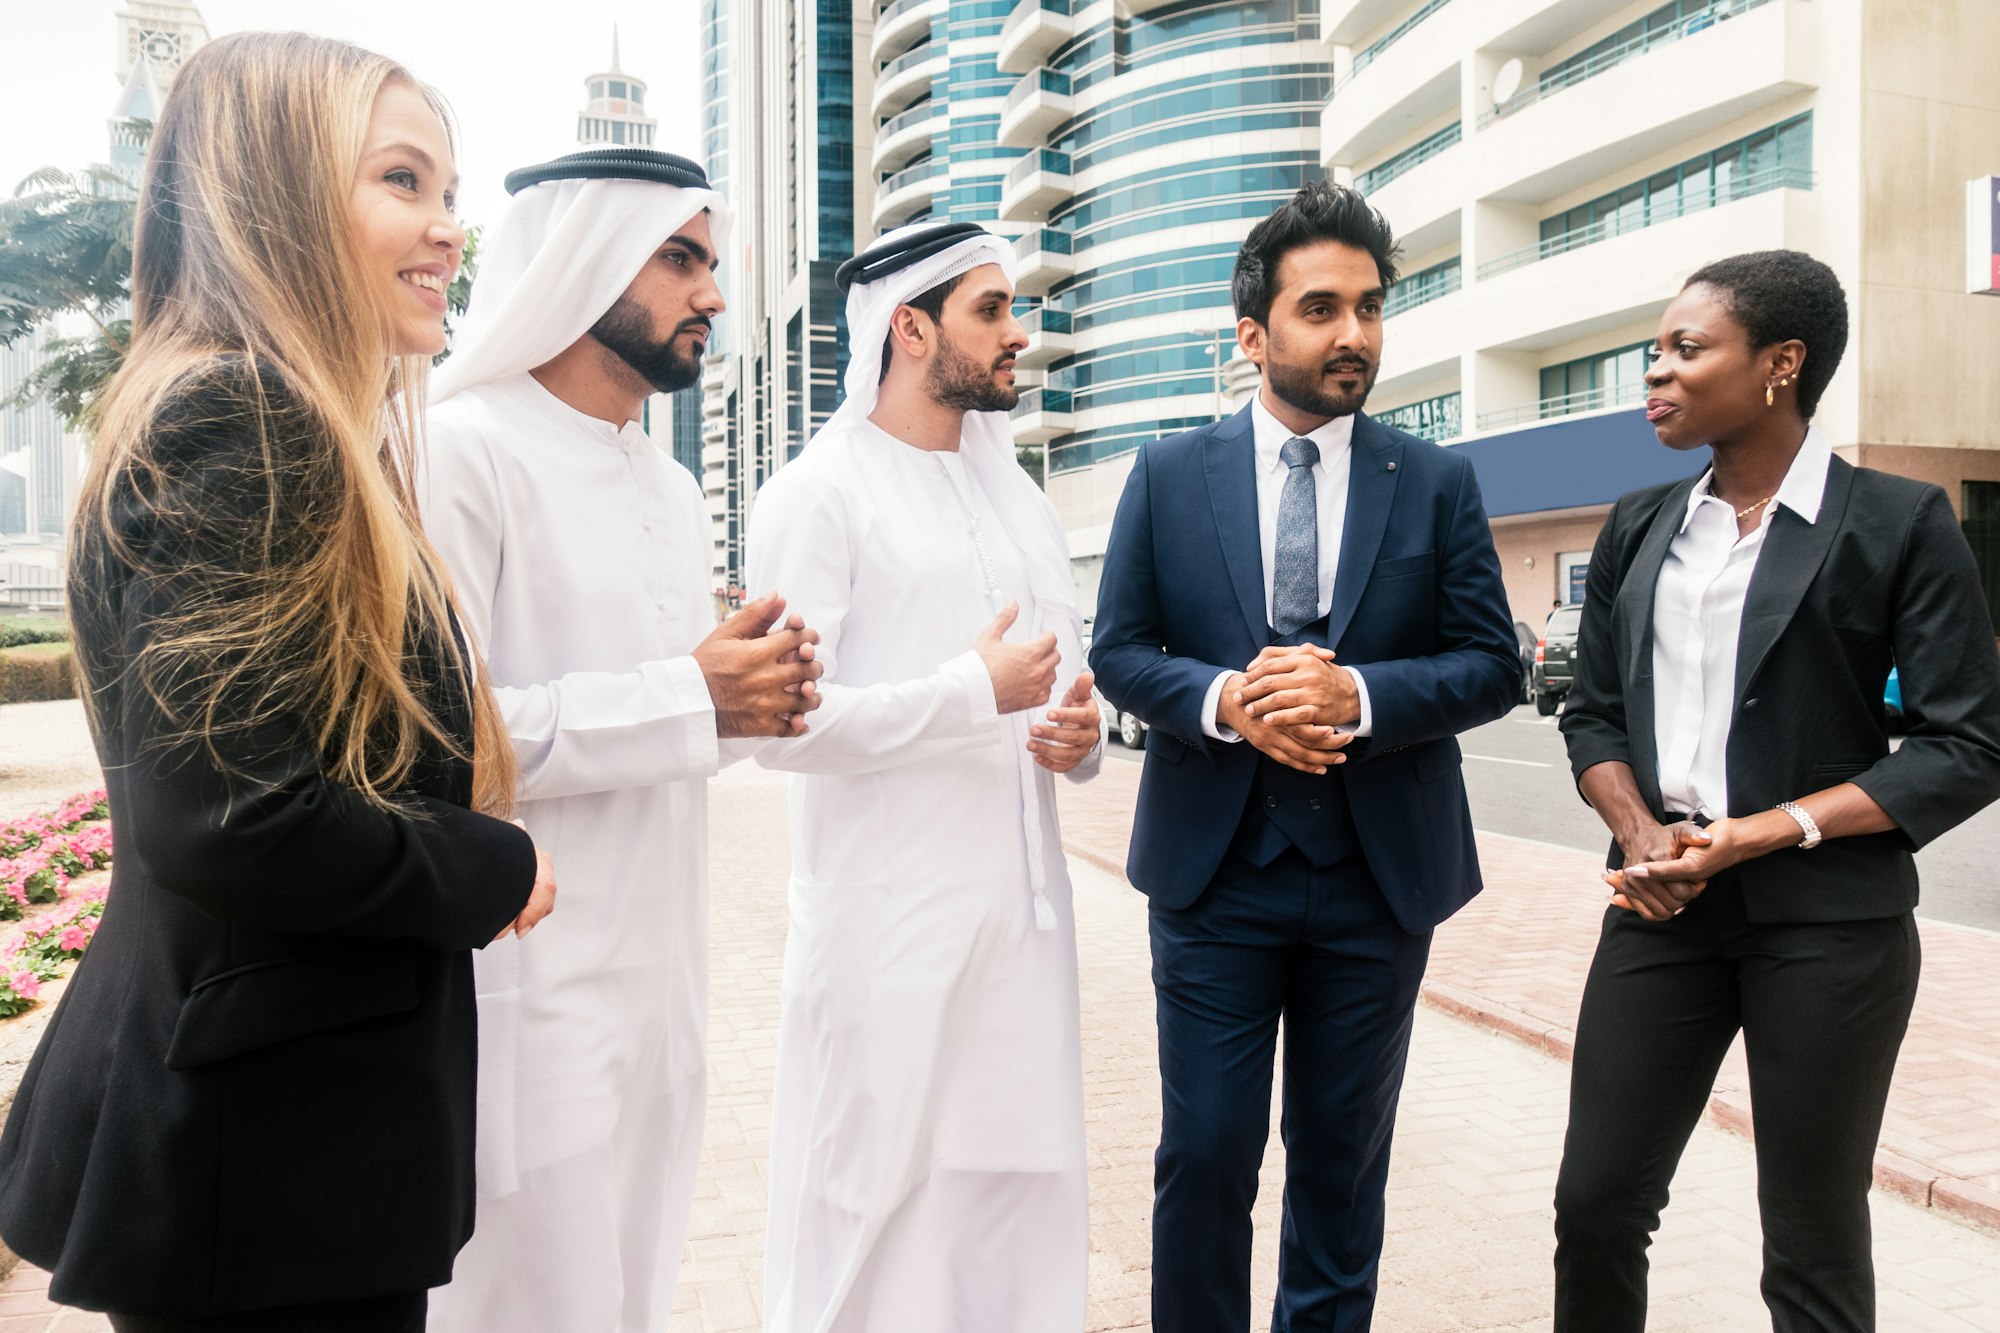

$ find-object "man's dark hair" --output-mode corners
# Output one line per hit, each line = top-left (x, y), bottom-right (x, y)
(1232, 181), (1401, 326)
(1683, 250), (1848, 421)
(878, 272), (969, 383)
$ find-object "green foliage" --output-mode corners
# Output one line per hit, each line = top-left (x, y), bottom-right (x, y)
(1016, 444), (1046, 489)
(0, 163), (136, 347)
(0, 617), (70, 648)
(0, 127), (147, 432)
(437, 223), (482, 365)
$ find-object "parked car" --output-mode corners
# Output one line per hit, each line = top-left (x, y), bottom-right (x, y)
(1512, 621), (1536, 705)
(1532, 603), (1584, 716)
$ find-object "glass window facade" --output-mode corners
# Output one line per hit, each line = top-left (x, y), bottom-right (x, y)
(1538, 340), (1653, 416)
(1538, 114), (1812, 251)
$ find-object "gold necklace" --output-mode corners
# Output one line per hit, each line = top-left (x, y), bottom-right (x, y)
(1735, 495), (1775, 520)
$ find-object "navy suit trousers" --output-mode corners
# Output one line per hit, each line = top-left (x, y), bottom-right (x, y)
(1149, 847), (1431, 1333)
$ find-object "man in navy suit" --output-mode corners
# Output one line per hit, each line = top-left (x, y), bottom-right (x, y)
(1089, 183), (1521, 1332)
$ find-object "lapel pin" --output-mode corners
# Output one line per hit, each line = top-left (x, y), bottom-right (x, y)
(1386, 461), (1398, 472)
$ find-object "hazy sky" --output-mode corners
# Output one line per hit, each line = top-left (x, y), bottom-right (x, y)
(1, 0), (706, 233)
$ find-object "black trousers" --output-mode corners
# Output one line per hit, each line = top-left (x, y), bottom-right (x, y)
(1149, 848), (1432, 1333)
(1553, 875), (1919, 1332)
(108, 1292), (426, 1333)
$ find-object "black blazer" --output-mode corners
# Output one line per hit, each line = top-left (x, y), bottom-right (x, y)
(1090, 407), (1522, 929)
(0, 361), (535, 1314)
(1561, 454), (2000, 922)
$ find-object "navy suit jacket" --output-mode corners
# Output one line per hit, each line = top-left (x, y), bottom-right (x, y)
(1088, 405), (1521, 933)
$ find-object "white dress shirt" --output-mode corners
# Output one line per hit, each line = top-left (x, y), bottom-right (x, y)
(1653, 426), (1833, 817)
(1201, 395), (1373, 740)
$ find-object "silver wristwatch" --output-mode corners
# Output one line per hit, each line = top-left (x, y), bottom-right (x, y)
(1774, 801), (1822, 850)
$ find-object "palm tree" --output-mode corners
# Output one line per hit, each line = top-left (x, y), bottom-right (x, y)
(0, 161), (139, 429)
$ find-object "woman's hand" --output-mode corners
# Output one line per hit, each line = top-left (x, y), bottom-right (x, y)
(1606, 818), (1713, 922)
(1610, 816), (1773, 922)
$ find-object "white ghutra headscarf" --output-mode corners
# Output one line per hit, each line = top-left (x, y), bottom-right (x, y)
(434, 149), (730, 405)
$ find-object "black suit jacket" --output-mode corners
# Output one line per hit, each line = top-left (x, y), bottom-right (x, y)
(1089, 407), (1522, 930)
(0, 361), (536, 1314)
(1561, 455), (2000, 922)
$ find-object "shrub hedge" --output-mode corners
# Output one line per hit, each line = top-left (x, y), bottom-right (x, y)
(0, 643), (76, 704)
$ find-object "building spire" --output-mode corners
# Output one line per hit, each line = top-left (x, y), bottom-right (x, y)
(611, 24), (622, 73)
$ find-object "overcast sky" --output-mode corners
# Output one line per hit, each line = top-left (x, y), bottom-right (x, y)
(1, 0), (705, 233)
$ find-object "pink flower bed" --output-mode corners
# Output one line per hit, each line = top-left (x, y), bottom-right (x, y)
(0, 790), (112, 1018)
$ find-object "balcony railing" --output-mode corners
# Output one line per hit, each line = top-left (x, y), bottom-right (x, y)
(880, 99), (941, 141)
(1476, 380), (1644, 431)
(1481, 0), (1787, 125)
(1011, 387), (1073, 416)
(1020, 306), (1073, 337)
(1383, 257), (1460, 317)
(881, 41), (939, 81)
(1373, 391), (1461, 442)
(878, 0), (933, 24)
(1355, 121), (1460, 195)
(1477, 164), (1813, 279)
(1006, 148), (1072, 190)
(879, 156), (944, 198)
(998, 0), (1075, 67)
(1016, 227), (1074, 260)
(1334, 0), (1452, 93)
(1003, 65), (1072, 115)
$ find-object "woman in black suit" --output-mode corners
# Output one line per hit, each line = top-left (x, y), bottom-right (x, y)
(0, 33), (554, 1332)
(1554, 250), (2000, 1332)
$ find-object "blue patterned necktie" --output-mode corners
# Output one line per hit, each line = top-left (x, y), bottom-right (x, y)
(1272, 436), (1320, 635)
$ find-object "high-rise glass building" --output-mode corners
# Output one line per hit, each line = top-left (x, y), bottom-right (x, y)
(710, 0), (1331, 608)
(698, 0), (857, 600)
(702, 0), (2000, 626)
(980, 0), (1331, 606)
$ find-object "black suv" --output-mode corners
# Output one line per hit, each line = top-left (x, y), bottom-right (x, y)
(1533, 603), (1584, 716)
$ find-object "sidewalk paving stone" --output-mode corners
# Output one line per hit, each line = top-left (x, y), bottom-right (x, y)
(1062, 757), (2000, 1240)
(5, 730), (1998, 1327)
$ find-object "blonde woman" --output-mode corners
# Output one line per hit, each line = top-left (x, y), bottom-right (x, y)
(0, 33), (553, 1332)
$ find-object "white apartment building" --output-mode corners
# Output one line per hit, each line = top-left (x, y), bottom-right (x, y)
(1322, 0), (2000, 626)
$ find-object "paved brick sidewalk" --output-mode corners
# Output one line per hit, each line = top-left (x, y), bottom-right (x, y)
(7, 752), (1999, 1328)
(1062, 758), (2000, 1237)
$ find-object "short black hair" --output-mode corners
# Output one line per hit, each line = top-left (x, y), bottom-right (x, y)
(1233, 181), (1401, 326)
(1683, 249), (1848, 420)
(877, 272), (969, 384)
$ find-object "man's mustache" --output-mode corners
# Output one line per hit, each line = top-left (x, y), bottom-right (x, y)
(1324, 357), (1371, 375)
(676, 317), (714, 338)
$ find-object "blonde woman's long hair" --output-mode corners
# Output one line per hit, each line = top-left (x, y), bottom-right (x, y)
(71, 30), (516, 814)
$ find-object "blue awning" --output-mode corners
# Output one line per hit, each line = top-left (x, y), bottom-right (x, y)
(1454, 408), (1703, 518)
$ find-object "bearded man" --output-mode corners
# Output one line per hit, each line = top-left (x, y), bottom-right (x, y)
(422, 148), (822, 1333)
(1090, 182), (1521, 1332)
(745, 222), (1102, 1332)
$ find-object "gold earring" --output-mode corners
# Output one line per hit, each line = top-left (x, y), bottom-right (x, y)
(1766, 383), (1775, 407)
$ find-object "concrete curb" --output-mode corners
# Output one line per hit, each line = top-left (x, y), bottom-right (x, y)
(1064, 835), (2000, 1243)
(1416, 967), (2000, 1240)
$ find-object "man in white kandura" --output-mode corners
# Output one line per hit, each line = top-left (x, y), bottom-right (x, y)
(422, 147), (823, 1333)
(746, 222), (1104, 1332)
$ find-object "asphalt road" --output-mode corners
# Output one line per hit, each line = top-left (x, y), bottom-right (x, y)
(1103, 704), (2000, 933)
